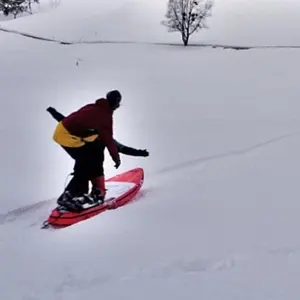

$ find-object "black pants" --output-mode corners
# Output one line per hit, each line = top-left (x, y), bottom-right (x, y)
(60, 141), (105, 198)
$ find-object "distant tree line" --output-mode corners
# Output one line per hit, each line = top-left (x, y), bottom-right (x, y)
(0, 0), (39, 19)
(162, 0), (213, 46)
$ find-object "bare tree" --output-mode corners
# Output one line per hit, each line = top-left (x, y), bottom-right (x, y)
(26, 0), (39, 14)
(0, 0), (39, 18)
(0, 0), (26, 19)
(161, 0), (213, 46)
(50, 0), (61, 8)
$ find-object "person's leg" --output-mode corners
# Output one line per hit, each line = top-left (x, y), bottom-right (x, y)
(64, 173), (89, 196)
(57, 141), (106, 208)
(80, 141), (106, 203)
(68, 145), (93, 197)
(57, 146), (89, 207)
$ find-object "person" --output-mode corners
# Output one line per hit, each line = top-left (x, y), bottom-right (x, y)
(48, 91), (149, 211)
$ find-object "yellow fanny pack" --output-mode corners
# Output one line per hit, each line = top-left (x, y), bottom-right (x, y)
(53, 121), (98, 148)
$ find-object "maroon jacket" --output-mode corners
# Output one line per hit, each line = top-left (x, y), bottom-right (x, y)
(62, 98), (120, 163)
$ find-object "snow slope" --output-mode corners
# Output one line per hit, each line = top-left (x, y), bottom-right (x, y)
(1, 0), (300, 299)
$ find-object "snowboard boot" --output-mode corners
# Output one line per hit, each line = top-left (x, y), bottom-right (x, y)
(77, 176), (106, 206)
(57, 190), (83, 212)
(90, 186), (106, 204)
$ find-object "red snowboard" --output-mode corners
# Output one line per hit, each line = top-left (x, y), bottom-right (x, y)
(42, 168), (144, 229)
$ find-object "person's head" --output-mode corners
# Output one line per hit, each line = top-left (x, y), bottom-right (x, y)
(106, 90), (122, 110)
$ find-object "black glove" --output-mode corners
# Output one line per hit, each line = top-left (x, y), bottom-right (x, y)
(47, 107), (55, 113)
(114, 159), (121, 169)
(137, 149), (149, 157)
(46, 107), (65, 122)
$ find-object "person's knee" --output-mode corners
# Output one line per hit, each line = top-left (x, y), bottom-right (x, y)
(89, 165), (104, 178)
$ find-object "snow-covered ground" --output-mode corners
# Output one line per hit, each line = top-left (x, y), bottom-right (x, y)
(1, 0), (300, 299)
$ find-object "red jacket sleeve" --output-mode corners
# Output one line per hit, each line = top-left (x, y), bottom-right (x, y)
(98, 114), (120, 163)
(87, 101), (120, 164)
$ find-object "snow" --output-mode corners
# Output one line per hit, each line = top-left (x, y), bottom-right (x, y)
(1, 0), (300, 299)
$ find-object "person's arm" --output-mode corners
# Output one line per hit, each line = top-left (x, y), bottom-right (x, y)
(97, 116), (120, 168)
(114, 139), (149, 157)
(46, 107), (65, 122)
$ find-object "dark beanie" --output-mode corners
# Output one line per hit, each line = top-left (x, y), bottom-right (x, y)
(106, 90), (122, 107)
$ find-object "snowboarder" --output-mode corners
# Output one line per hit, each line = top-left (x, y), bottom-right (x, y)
(48, 91), (149, 211)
